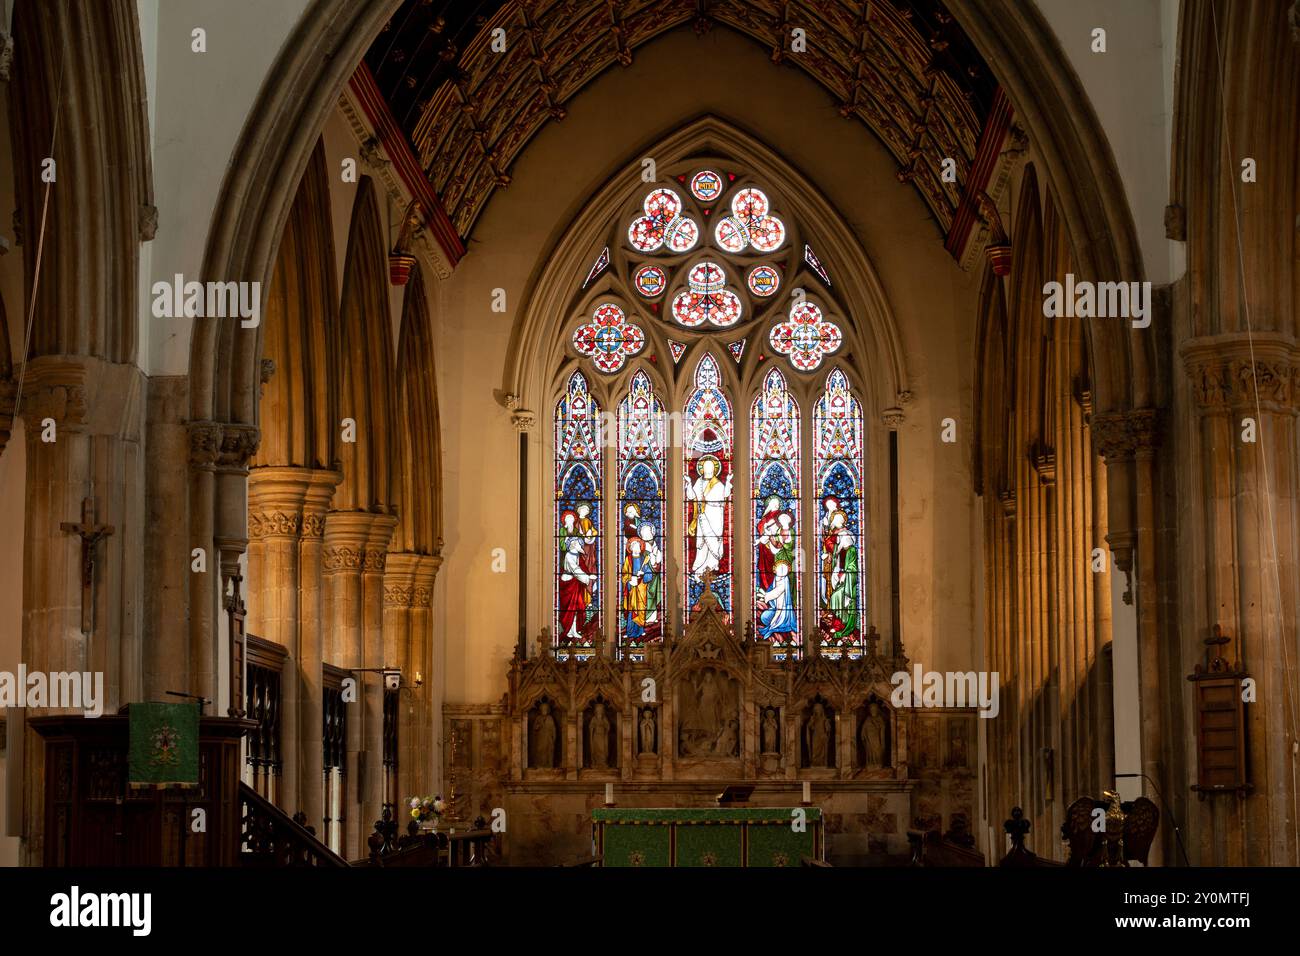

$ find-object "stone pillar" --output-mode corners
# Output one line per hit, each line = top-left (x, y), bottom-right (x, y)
(1182, 338), (1300, 865)
(297, 473), (338, 829)
(18, 355), (146, 862)
(246, 466), (340, 816)
(1092, 408), (1165, 865)
(323, 510), (395, 859)
(187, 422), (221, 708)
(384, 551), (440, 804)
(144, 377), (192, 701)
(214, 424), (259, 715)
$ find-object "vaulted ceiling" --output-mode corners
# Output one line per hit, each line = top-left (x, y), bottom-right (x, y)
(362, 0), (1005, 261)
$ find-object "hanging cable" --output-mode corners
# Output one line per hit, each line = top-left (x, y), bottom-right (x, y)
(11, 49), (67, 423)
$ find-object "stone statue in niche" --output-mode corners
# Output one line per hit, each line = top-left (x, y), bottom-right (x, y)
(530, 700), (557, 769)
(588, 702), (611, 769)
(946, 718), (969, 769)
(861, 700), (888, 769)
(714, 718), (739, 757)
(761, 707), (780, 754)
(639, 708), (656, 755)
(677, 666), (739, 757)
(804, 702), (833, 768)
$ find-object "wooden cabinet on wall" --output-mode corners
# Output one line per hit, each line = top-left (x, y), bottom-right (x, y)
(31, 715), (253, 866)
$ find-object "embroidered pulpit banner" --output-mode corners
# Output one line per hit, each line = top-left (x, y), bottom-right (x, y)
(128, 702), (200, 788)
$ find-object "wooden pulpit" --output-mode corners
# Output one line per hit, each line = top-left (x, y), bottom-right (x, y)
(31, 714), (254, 866)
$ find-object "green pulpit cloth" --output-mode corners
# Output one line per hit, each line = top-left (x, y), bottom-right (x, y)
(593, 807), (824, 867)
(128, 702), (199, 788)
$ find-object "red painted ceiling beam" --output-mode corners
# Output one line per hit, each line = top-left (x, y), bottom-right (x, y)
(944, 86), (1012, 262)
(349, 62), (467, 269)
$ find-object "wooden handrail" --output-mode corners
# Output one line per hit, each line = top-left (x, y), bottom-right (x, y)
(238, 782), (348, 867)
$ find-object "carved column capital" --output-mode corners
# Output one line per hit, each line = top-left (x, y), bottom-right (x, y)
(217, 423), (261, 473)
(19, 357), (91, 432)
(511, 408), (536, 432)
(247, 511), (303, 539)
(322, 511), (397, 573)
(384, 583), (416, 608)
(881, 407), (905, 430)
(1181, 334), (1300, 414)
(187, 420), (224, 469)
(1091, 408), (1163, 463)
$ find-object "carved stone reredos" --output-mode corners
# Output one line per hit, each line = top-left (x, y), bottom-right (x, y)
(513, 646), (566, 712)
(667, 590), (748, 676)
(574, 650), (623, 707)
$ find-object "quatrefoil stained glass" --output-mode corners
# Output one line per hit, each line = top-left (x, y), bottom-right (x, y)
(574, 303), (646, 373)
(769, 301), (842, 371)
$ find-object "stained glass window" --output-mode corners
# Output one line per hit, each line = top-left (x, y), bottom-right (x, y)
(671, 261), (743, 328)
(554, 166), (866, 654)
(554, 371), (601, 658)
(582, 246), (610, 288)
(683, 354), (733, 622)
(628, 187), (699, 253)
(617, 371), (666, 659)
(715, 187), (785, 253)
(747, 265), (780, 297)
(751, 368), (801, 657)
(690, 170), (723, 202)
(813, 368), (864, 658)
(804, 243), (832, 286)
(770, 300), (843, 372)
(573, 302), (645, 373)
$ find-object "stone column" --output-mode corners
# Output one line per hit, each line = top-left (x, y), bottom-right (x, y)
(384, 551), (439, 804)
(214, 424), (260, 715)
(187, 422), (221, 708)
(246, 466), (340, 815)
(18, 355), (146, 863)
(323, 510), (396, 859)
(1092, 408), (1165, 865)
(1182, 338), (1300, 865)
(297, 473), (338, 829)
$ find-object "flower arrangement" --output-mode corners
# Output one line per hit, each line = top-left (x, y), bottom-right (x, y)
(409, 795), (447, 825)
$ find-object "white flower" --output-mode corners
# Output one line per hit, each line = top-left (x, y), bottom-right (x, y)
(409, 797), (420, 809)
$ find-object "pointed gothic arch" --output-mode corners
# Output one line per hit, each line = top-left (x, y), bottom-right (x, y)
(336, 177), (399, 513)
(394, 266), (443, 555)
(253, 139), (340, 471)
(505, 116), (908, 425)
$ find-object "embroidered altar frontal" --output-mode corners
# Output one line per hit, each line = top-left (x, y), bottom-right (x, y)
(592, 807), (823, 867)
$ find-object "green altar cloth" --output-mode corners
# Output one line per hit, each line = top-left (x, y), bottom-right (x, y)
(592, 807), (824, 867)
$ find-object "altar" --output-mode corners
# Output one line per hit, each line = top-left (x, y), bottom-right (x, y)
(592, 807), (824, 867)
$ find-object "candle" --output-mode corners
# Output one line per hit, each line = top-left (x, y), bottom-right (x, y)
(802, 781), (811, 804)
(605, 783), (614, 805)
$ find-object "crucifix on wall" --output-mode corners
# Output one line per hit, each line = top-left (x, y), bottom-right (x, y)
(60, 497), (114, 634)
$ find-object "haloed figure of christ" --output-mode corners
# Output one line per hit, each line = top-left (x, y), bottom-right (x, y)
(686, 454), (731, 580)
